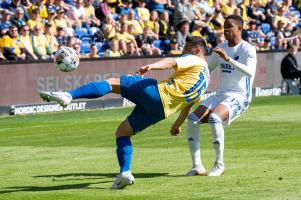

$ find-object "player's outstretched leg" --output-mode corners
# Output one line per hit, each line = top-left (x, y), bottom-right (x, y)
(186, 113), (206, 176)
(111, 119), (135, 189)
(39, 78), (118, 107)
(207, 113), (225, 176)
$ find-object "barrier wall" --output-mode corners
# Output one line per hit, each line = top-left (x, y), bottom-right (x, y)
(0, 52), (300, 106)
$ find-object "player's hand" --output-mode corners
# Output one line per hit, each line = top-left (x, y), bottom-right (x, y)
(170, 125), (181, 136)
(213, 47), (230, 61)
(136, 65), (150, 76)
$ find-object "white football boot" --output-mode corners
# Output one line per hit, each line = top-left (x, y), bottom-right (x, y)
(39, 91), (72, 108)
(207, 162), (225, 176)
(186, 165), (206, 176)
(111, 171), (135, 189)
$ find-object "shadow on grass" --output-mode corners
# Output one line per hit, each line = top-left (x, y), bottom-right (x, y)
(33, 172), (168, 179)
(0, 173), (169, 194)
(0, 181), (110, 194)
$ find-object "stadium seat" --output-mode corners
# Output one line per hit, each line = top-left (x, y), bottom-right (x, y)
(153, 40), (162, 49)
(75, 27), (90, 39)
(261, 23), (271, 35)
(95, 42), (103, 53)
(270, 36), (276, 46)
(80, 40), (90, 54)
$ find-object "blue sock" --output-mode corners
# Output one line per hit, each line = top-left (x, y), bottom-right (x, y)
(116, 136), (133, 173)
(68, 81), (111, 99)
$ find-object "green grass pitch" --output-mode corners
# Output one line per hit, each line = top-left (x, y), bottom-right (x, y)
(0, 96), (300, 199)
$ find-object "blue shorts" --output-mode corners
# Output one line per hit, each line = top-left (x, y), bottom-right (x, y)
(120, 75), (165, 133)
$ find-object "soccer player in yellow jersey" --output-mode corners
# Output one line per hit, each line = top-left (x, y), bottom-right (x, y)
(39, 36), (210, 189)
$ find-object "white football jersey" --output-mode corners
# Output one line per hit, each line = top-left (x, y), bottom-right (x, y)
(208, 40), (257, 103)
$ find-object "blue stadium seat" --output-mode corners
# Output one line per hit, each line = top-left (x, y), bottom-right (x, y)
(95, 42), (103, 53)
(153, 40), (162, 49)
(80, 40), (90, 54)
(261, 23), (271, 35)
(270, 36), (276, 46)
(75, 27), (90, 39)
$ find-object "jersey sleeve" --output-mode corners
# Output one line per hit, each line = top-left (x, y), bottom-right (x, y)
(228, 45), (257, 77)
(207, 52), (219, 72)
(175, 55), (203, 71)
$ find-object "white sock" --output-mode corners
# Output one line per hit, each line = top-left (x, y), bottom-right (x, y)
(187, 113), (203, 168)
(208, 113), (224, 166)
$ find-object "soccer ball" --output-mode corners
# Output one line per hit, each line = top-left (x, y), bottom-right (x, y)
(54, 47), (79, 72)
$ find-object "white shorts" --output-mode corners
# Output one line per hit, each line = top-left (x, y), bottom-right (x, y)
(201, 93), (249, 127)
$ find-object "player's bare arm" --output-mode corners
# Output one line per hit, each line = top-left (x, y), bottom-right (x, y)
(136, 57), (177, 75)
(170, 103), (195, 136)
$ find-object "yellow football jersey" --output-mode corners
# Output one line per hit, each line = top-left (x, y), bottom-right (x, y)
(157, 55), (210, 118)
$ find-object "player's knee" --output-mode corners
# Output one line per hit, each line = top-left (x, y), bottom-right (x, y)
(188, 112), (201, 126)
(208, 113), (222, 124)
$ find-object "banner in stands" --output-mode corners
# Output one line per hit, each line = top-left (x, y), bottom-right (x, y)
(0, 52), (300, 107)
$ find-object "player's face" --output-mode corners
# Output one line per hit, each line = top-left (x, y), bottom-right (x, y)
(224, 19), (241, 41)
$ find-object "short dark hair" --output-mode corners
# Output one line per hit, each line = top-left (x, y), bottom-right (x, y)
(185, 36), (207, 49)
(225, 15), (244, 28)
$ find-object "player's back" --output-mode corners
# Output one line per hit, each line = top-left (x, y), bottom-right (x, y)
(158, 55), (210, 117)
(209, 40), (257, 102)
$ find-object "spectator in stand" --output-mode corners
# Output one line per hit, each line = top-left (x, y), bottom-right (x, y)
(72, 42), (87, 58)
(148, 0), (166, 13)
(211, 10), (225, 33)
(115, 23), (138, 49)
(136, 26), (161, 55)
(28, 0), (48, 20)
(11, 7), (27, 29)
(292, 35), (301, 49)
(54, 0), (71, 11)
(27, 8), (43, 32)
(127, 9), (143, 36)
(215, 32), (225, 45)
(247, 0), (266, 24)
(44, 22), (59, 54)
(159, 10), (172, 40)
(2, 0), (30, 20)
(1, 25), (26, 60)
(95, 0), (112, 22)
(173, 0), (195, 27)
(136, 0), (150, 23)
(190, 0), (203, 21)
(54, 7), (69, 29)
(104, 39), (122, 58)
(281, 45), (301, 86)
(243, 21), (265, 48)
(260, 37), (272, 51)
(275, 20), (292, 39)
(119, 40), (127, 55)
(275, 35), (288, 50)
(238, 0), (250, 22)
(221, 0), (237, 17)
(19, 25), (38, 60)
(32, 25), (53, 60)
(103, 14), (118, 40)
(168, 37), (182, 55)
(190, 22), (204, 38)
(197, 0), (214, 16)
(67, 0), (87, 28)
(145, 10), (160, 39)
(55, 26), (70, 46)
(124, 41), (142, 56)
(176, 19), (190, 50)
(84, 0), (100, 27)
(43, 8), (57, 33)
(265, 0), (279, 24)
(0, 10), (13, 36)
(272, 7), (292, 31)
(87, 43), (100, 58)
(120, 0), (134, 16)
(45, 0), (55, 10)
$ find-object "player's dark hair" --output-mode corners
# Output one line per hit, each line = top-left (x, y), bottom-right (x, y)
(185, 36), (207, 50)
(225, 15), (244, 28)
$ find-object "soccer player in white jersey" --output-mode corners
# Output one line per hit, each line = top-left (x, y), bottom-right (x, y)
(185, 15), (257, 176)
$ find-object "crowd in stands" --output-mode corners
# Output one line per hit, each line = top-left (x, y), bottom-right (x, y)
(0, 0), (301, 61)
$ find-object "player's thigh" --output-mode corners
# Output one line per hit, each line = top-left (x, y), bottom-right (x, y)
(211, 104), (229, 121)
(115, 119), (134, 138)
(106, 77), (121, 94)
(192, 105), (212, 123)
